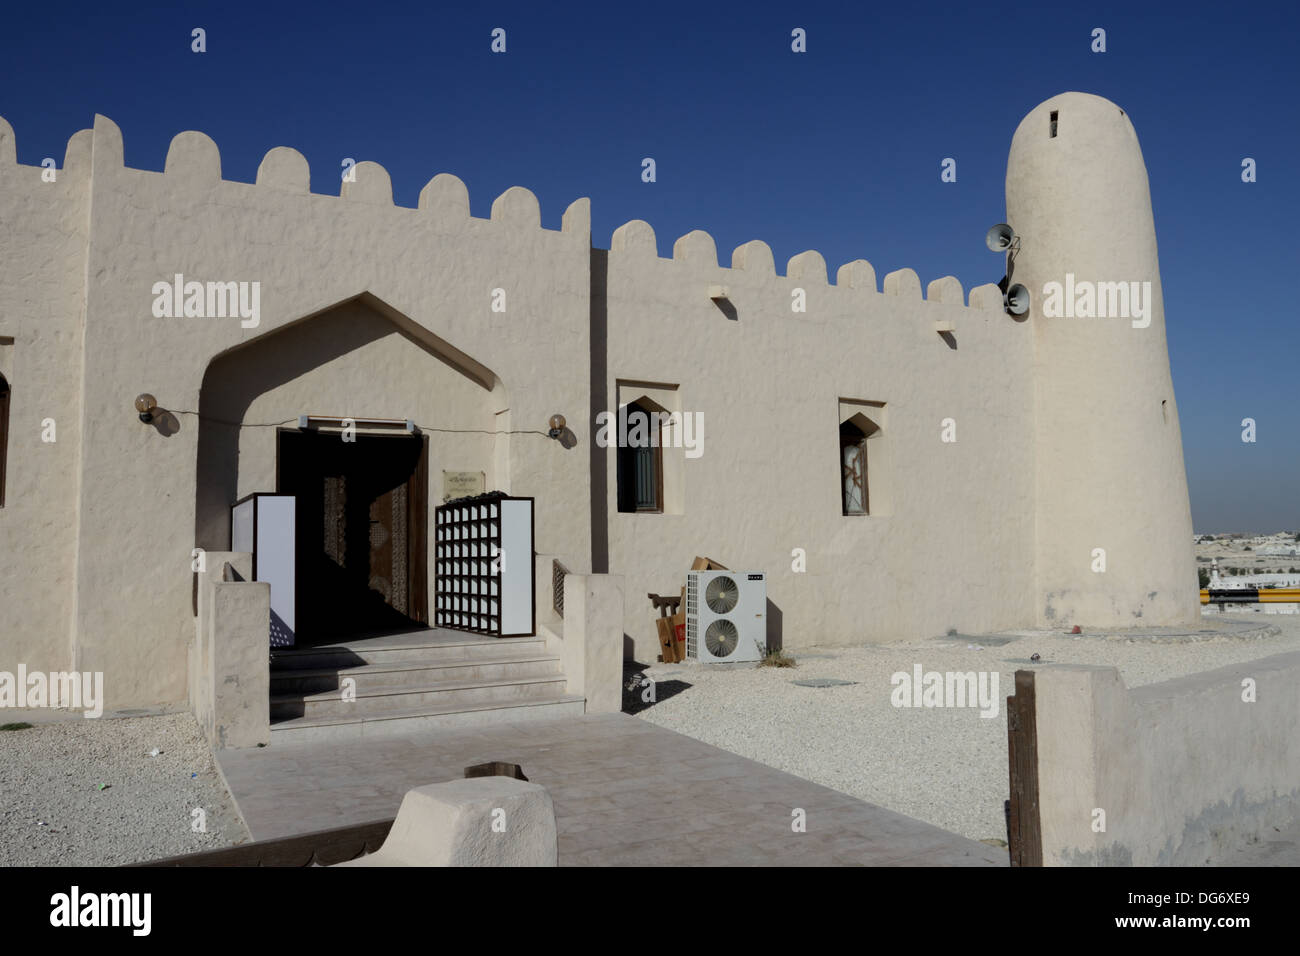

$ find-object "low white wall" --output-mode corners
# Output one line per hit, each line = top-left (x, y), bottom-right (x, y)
(1032, 653), (1300, 865)
(191, 552), (270, 750)
(560, 572), (625, 714)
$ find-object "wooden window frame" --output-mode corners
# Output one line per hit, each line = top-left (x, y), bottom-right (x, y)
(635, 437), (664, 513)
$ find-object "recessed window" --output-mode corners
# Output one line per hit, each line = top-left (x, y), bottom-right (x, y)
(613, 382), (686, 516)
(616, 400), (663, 513)
(1049, 110), (1058, 138)
(839, 401), (886, 517)
(0, 374), (9, 507)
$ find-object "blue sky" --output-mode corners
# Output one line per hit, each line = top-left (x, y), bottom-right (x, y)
(1, 0), (1295, 532)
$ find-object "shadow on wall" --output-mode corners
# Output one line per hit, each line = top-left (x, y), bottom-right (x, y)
(766, 598), (783, 652)
(148, 407), (182, 437)
(588, 248), (609, 574)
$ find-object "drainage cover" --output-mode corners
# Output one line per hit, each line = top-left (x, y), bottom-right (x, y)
(464, 761), (528, 781)
(791, 678), (858, 688)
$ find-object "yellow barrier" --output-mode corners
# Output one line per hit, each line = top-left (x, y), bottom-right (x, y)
(1200, 588), (1300, 604)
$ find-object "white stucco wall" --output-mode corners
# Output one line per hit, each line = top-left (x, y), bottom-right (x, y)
(600, 225), (1038, 661)
(0, 119), (90, 676)
(1007, 92), (1199, 627)
(0, 92), (1201, 708)
(1, 114), (592, 710)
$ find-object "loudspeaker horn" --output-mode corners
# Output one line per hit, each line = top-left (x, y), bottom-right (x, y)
(1004, 283), (1031, 315)
(985, 223), (1016, 252)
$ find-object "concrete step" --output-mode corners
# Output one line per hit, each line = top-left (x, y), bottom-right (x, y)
(268, 694), (587, 743)
(271, 632), (549, 671)
(269, 654), (562, 694)
(270, 673), (570, 720)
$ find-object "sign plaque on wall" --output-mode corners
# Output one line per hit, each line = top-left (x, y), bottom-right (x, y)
(443, 470), (485, 502)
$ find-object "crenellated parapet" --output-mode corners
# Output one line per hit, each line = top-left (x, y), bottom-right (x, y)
(606, 216), (999, 314)
(0, 114), (591, 244)
(0, 114), (1004, 315)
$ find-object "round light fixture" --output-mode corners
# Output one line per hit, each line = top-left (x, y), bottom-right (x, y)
(135, 393), (158, 423)
(548, 414), (566, 439)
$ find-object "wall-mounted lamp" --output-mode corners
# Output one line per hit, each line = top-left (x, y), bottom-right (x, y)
(548, 414), (566, 439)
(135, 393), (157, 423)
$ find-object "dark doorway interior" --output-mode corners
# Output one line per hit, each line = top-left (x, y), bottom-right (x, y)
(277, 430), (429, 644)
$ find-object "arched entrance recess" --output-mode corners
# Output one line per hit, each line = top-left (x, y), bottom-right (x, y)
(194, 293), (508, 643)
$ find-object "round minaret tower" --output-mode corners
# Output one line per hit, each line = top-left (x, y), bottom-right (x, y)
(1005, 91), (1199, 627)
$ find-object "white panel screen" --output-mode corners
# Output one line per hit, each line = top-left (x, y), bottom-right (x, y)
(257, 495), (296, 647)
(499, 498), (533, 636)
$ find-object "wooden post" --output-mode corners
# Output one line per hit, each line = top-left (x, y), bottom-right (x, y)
(1006, 669), (1043, 866)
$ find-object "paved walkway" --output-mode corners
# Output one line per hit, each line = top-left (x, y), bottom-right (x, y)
(216, 713), (1005, 866)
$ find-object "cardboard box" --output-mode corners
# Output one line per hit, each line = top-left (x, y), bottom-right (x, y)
(690, 556), (728, 571)
(655, 616), (679, 663)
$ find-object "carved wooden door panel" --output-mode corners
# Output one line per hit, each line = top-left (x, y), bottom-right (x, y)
(368, 483), (409, 615)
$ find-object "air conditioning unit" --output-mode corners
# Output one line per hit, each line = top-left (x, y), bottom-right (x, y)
(685, 570), (767, 663)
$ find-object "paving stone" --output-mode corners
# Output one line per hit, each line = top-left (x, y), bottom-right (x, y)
(217, 712), (1004, 866)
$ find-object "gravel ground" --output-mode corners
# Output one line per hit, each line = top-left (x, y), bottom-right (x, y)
(0, 711), (250, 866)
(627, 613), (1300, 846)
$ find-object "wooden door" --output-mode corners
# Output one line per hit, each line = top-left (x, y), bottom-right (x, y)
(367, 482), (408, 617)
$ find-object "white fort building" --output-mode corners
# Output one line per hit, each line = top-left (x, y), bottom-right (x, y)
(0, 92), (1199, 743)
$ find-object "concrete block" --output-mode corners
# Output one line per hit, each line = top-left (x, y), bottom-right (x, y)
(338, 777), (557, 867)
